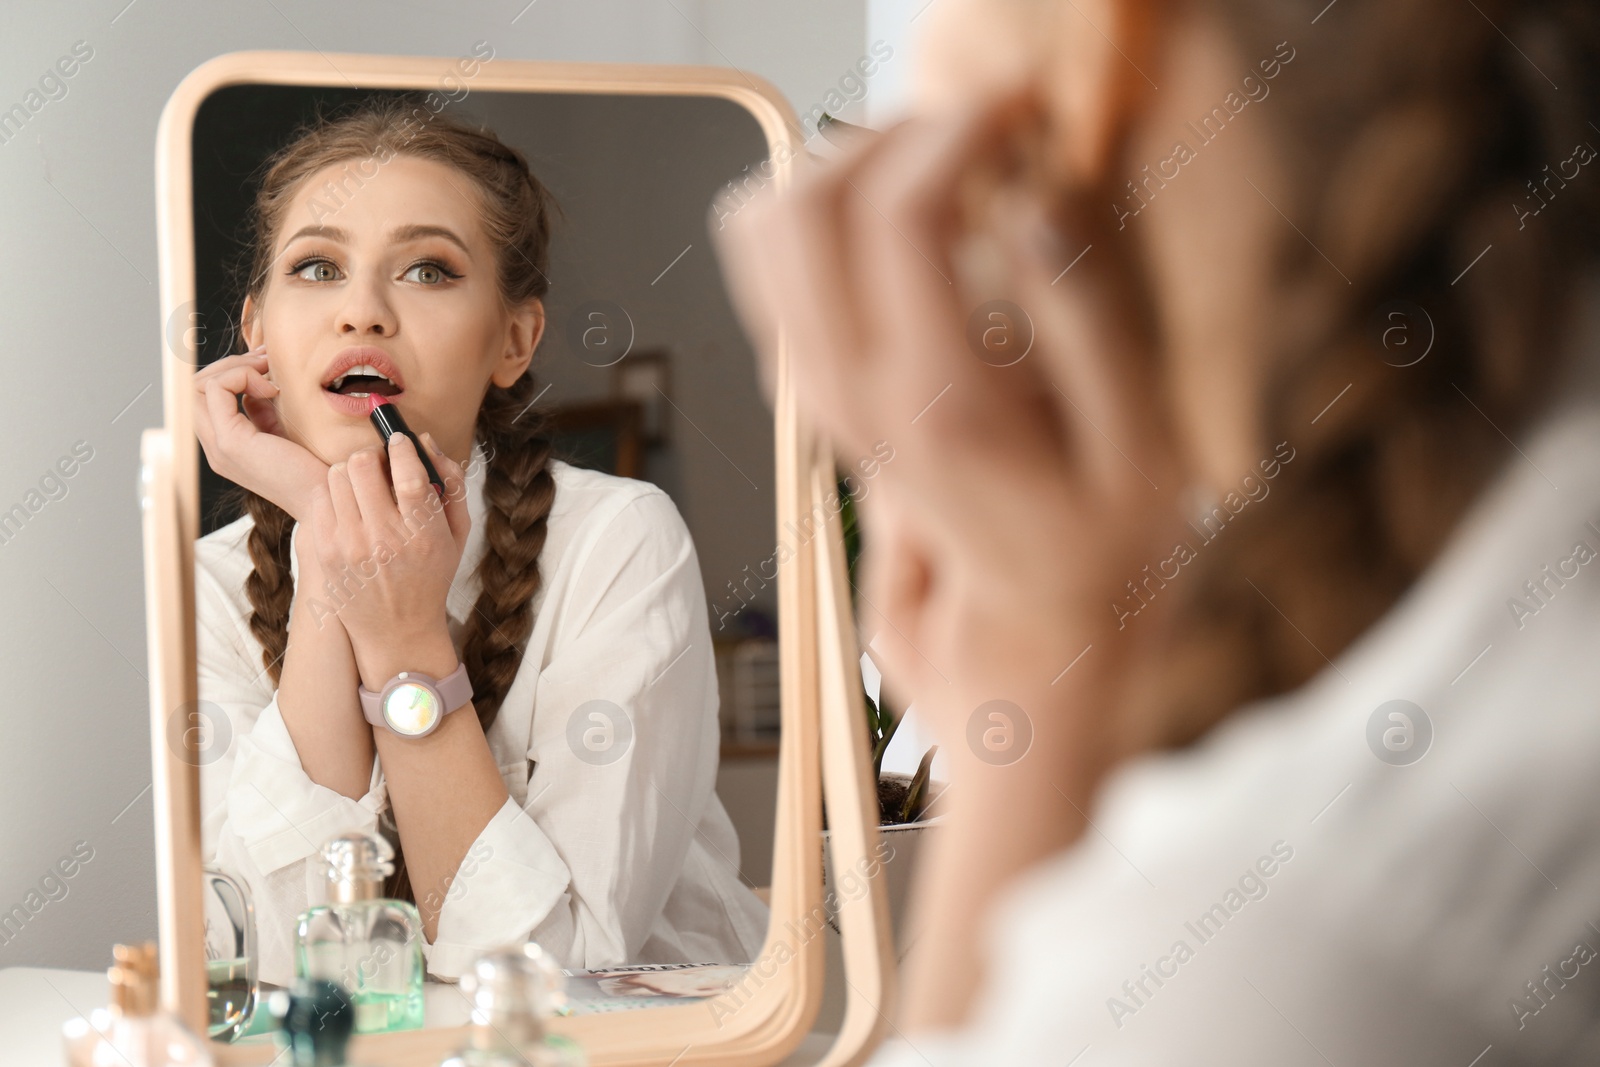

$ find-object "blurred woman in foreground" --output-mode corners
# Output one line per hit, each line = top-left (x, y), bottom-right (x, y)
(716, 0), (1600, 1062)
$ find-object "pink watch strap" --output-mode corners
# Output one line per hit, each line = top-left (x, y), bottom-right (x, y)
(358, 662), (474, 729)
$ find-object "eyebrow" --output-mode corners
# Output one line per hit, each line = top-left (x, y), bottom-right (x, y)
(282, 223), (472, 258)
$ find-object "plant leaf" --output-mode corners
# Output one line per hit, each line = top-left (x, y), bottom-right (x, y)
(900, 745), (939, 823)
(871, 691), (902, 780)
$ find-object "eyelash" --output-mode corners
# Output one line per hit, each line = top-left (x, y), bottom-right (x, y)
(285, 255), (463, 283)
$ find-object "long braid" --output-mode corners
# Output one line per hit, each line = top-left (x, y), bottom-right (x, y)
(240, 492), (295, 685)
(462, 374), (557, 731)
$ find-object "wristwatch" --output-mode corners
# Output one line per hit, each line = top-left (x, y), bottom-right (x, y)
(359, 663), (473, 738)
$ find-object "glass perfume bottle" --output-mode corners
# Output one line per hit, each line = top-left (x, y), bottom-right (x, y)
(438, 943), (585, 1067)
(295, 832), (425, 1034)
(62, 942), (214, 1067)
(202, 865), (257, 1041)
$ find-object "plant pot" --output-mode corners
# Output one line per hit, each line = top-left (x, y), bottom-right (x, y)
(811, 775), (946, 1035)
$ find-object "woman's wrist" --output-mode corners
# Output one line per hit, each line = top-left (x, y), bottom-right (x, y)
(288, 526), (348, 635)
(353, 624), (460, 692)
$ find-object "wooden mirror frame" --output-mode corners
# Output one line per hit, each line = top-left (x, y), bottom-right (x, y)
(140, 51), (895, 1067)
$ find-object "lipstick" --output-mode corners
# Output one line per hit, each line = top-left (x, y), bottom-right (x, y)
(367, 395), (446, 499)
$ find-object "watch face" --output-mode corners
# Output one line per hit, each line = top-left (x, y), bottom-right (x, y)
(383, 681), (441, 737)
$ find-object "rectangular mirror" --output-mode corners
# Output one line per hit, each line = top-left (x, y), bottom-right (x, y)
(142, 50), (880, 1067)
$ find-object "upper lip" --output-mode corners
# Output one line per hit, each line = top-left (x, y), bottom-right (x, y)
(321, 346), (406, 391)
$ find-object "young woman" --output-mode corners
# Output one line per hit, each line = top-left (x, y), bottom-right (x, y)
(716, 0), (1600, 1062)
(192, 95), (767, 988)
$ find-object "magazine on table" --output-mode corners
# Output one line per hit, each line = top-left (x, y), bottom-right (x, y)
(560, 962), (748, 1014)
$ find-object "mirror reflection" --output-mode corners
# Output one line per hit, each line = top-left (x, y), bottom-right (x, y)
(186, 83), (781, 1036)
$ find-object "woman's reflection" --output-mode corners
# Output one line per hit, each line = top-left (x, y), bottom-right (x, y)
(189, 94), (767, 988)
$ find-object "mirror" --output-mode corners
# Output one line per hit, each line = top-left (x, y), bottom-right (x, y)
(145, 51), (887, 1067)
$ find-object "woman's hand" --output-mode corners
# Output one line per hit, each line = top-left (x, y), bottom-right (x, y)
(194, 345), (330, 523)
(306, 431), (471, 686)
(713, 80), (1198, 1032)
(713, 85), (1192, 752)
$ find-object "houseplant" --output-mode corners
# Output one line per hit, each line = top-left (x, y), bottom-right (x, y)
(839, 480), (941, 826)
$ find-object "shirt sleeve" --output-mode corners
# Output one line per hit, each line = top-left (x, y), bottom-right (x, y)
(426, 486), (732, 975)
(195, 527), (387, 987)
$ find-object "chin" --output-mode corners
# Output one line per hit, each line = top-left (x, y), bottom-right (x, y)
(296, 422), (383, 466)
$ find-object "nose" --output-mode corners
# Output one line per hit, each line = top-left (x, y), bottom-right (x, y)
(335, 270), (398, 338)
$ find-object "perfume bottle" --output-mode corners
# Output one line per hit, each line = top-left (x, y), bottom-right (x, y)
(295, 832), (425, 1034)
(268, 978), (355, 1067)
(61, 942), (214, 1066)
(439, 943), (585, 1067)
(202, 865), (257, 1042)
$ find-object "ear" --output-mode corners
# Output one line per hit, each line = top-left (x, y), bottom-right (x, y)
(491, 297), (544, 388)
(240, 293), (262, 349)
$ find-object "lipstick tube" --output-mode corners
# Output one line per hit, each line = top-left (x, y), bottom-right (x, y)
(367, 396), (446, 499)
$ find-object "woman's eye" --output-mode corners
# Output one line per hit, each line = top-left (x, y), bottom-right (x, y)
(403, 260), (459, 285)
(291, 259), (340, 282)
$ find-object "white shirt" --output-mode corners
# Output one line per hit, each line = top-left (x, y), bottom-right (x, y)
(872, 293), (1600, 1066)
(195, 449), (768, 987)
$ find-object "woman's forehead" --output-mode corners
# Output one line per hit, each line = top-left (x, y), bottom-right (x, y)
(280, 154), (483, 252)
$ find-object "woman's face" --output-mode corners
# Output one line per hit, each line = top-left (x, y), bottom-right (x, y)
(240, 154), (543, 467)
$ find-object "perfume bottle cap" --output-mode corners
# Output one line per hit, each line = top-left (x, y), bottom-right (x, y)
(320, 831), (393, 903)
(107, 941), (159, 1017)
(462, 942), (568, 1035)
(269, 978), (354, 1067)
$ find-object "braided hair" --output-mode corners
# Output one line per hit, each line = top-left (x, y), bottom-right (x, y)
(1115, 0), (1600, 750)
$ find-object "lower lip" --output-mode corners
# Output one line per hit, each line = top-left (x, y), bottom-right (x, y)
(323, 389), (401, 417)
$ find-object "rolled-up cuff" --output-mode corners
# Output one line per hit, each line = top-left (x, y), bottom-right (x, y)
(226, 695), (386, 874)
(424, 795), (575, 979)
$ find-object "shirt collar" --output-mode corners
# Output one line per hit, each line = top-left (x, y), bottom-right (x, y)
(446, 438), (492, 625)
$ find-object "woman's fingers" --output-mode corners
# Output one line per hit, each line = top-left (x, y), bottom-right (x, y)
(193, 348), (270, 395)
(852, 88), (1040, 305)
(196, 360), (280, 458)
(420, 432), (472, 546)
(345, 446), (396, 533)
(197, 363), (275, 401)
(240, 389), (288, 438)
(715, 120), (906, 435)
(849, 94), (1049, 428)
(307, 482), (339, 576)
(720, 87), (1054, 462)
(326, 460), (363, 560)
(992, 186), (1174, 499)
(713, 113), (889, 403)
(203, 377), (257, 451)
(385, 433), (434, 510)
(386, 434), (454, 545)
(192, 347), (336, 523)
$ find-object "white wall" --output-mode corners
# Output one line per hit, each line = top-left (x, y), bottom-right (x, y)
(0, 0), (863, 972)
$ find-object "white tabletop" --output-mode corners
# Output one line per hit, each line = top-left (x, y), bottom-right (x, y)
(0, 967), (107, 1067)
(0, 967), (837, 1065)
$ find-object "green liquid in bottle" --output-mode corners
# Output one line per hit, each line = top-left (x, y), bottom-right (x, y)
(350, 987), (425, 1033)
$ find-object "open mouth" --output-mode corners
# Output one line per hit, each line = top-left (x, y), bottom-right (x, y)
(324, 364), (402, 398)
